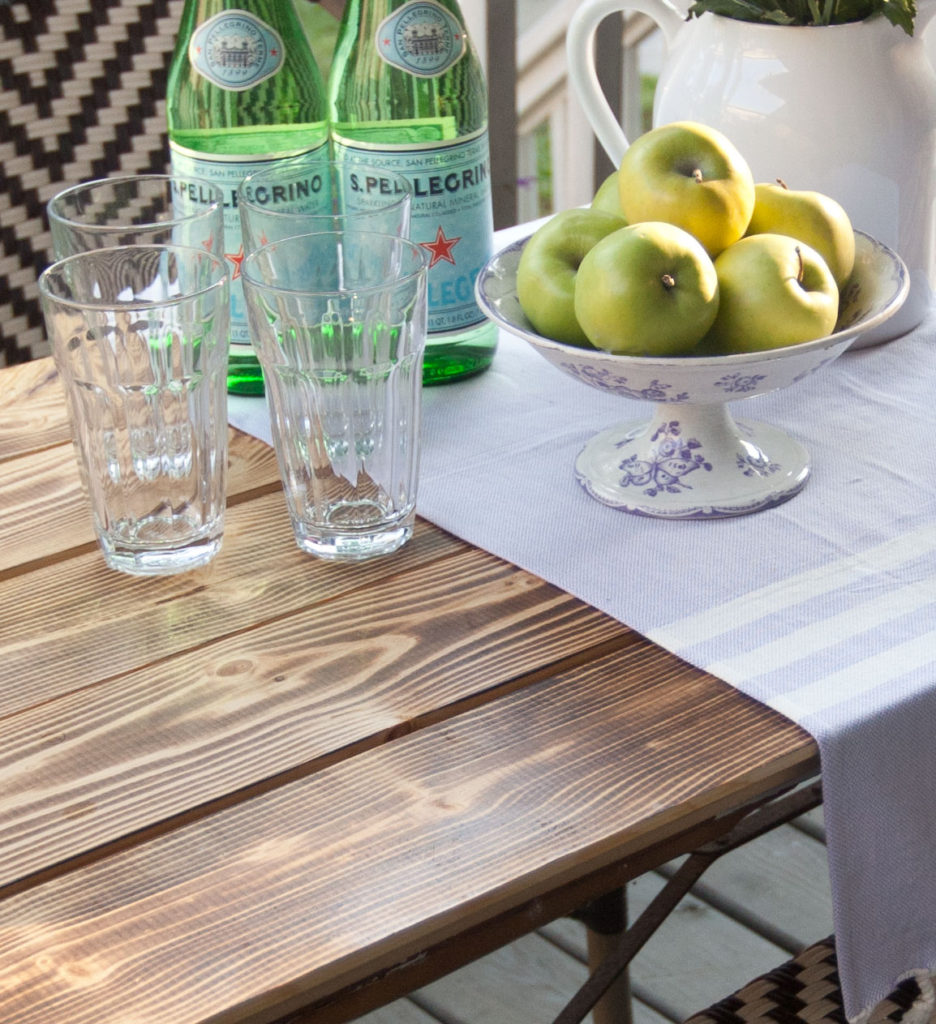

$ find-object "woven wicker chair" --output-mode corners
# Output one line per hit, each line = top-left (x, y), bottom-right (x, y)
(0, 0), (183, 367)
(684, 938), (935, 1024)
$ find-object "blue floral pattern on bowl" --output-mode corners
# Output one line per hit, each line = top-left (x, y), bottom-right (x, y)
(736, 450), (781, 477)
(715, 372), (767, 394)
(559, 364), (689, 402)
(616, 421), (713, 496)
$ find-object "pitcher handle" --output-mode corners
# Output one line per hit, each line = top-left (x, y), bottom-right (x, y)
(566, 0), (686, 165)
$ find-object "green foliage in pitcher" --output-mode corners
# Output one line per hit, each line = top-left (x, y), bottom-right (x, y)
(686, 0), (915, 34)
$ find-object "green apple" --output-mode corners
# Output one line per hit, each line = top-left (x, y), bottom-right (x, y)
(617, 121), (755, 257)
(745, 179), (856, 289)
(591, 171), (626, 218)
(703, 233), (839, 353)
(516, 207), (626, 346)
(573, 221), (720, 356)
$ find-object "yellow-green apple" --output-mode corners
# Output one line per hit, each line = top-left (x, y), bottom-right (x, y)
(703, 233), (839, 353)
(591, 171), (626, 218)
(745, 179), (856, 288)
(616, 121), (755, 257)
(516, 207), (626, 346)
(573, 221), (720, 356)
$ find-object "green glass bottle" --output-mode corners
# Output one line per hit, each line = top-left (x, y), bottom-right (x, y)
(167, 0), (329, 395)
(328, 0), (497, 385)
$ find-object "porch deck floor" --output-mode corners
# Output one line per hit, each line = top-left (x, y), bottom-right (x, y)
(355, 809), (831, 1024)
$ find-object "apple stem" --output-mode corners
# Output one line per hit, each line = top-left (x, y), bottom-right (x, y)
(776, 177), (789, 189)
(795, 245), (804, 284)
(661, 273), (676, 290)
(691, 168), (704, 184)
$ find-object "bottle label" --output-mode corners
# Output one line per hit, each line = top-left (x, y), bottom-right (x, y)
(170, 140), (329, 347)
(333, 131), (493, 336)
(189, 10), (284, 91)
(376, 1), (467, 78)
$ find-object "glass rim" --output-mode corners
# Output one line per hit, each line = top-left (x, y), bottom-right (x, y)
(237, 158), (412, 219)
(241, 230), (429, 297)
(38, 242), (229, 313)
(47, 173), (225, 231)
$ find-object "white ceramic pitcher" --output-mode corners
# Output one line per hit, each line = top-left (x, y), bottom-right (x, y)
(567, 0), (936, 342)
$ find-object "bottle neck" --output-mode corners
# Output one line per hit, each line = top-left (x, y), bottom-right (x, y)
(168, 0), (328, 142)
(343, 0), (470, 25)
(332, 0), (478, 87)
(329, 0), (487, 140)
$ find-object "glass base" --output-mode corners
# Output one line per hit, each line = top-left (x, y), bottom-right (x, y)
(227, 347), (265, 396)
(292, 500), (415, 562)
(101, 535), (222, 576)
(294, 522), (413, 562)
(422, 320), (497, 385)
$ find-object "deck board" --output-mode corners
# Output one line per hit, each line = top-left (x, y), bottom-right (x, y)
(657, 822), (832, 953)
(545, 873), (788, 1022)
(357, 811), (832, 1024)
(409, 931), (670, 1024)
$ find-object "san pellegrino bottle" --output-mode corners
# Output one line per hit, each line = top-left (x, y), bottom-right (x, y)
(328, 0), (497, 384)
(167, 0), (329, 395)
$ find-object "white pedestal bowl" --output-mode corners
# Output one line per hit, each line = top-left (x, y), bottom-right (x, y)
(476, 230), (908, 519)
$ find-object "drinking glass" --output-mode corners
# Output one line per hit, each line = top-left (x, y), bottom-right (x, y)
(237, 155), (412, 252)
(241, 230), (428, 561)
(38, 244), (230, 575)
(48, 174), (225, 258)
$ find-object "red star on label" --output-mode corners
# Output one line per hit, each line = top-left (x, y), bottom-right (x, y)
(225, 246), (246, 281)
(201, 232), (214, 253)
(420, 226), (461, 268)
(270, 47), (279, 56)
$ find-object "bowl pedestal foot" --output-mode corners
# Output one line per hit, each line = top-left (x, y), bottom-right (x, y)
(574, 402), (811, 519)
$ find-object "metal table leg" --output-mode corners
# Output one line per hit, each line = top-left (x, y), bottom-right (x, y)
(558, 781), (823, 1024)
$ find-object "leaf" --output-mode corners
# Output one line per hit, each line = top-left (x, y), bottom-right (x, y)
(880, 0), (916, 33)
(829, 0), (874, 20)
(687, 0), (781, 21)
(759, 9), (799, 21)
(687, 0), (915, 28)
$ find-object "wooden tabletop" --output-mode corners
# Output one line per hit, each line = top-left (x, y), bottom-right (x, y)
(0, 358), (819, 1024)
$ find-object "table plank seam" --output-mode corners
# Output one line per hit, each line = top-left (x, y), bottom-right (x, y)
(0, 631), (645, 903)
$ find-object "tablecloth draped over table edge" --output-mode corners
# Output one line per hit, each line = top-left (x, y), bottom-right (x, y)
(228, 219), (936, 1023)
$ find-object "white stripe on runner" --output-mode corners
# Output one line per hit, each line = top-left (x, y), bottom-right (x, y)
(645, 523), (936, 651)
(768, 628), (936, 720)
(704, 579), (936, 684)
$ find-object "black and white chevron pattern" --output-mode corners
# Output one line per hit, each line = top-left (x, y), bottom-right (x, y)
(0, 0), (184, 366)
(684, 939), (930, 1024)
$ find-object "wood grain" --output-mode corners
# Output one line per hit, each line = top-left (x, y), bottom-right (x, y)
(0, 441), (95, 571)
(356, 816), (830, 1024)
(0, 493), (470, 716)
(0, 358), (70, 459)
(0, 646), (814, 1024)
(0, 526), (630, 890)
(0, 428), (282, 575)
